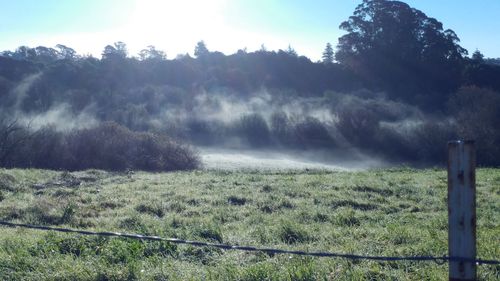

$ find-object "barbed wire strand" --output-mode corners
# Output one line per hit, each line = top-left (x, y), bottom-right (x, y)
(0, 221), (498, 265)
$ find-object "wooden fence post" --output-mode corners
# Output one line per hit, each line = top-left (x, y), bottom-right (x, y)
(448, 140), (476, 281)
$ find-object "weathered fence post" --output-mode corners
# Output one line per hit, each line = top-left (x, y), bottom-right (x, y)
(448, 140), (476, 281)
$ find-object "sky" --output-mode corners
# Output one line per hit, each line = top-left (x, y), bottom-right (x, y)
(0, 0), (499, 61)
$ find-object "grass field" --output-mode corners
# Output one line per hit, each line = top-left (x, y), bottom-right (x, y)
(0, 167), (498, 280)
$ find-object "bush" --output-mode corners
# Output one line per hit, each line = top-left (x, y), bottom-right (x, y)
(16, 125), (67, 170)
(336, 106), (379, 148)
(448, 86), (500, 166)
(270, 111), (292, 145)
(409, 120), (458, 164)
(0, 119), (34, 167)
(3, 122), (200, 172)
(67, 122), (200, 171)
(232, 113), (271, 147)
(292, 117), (335, 148)
(185, 118), (225, 146)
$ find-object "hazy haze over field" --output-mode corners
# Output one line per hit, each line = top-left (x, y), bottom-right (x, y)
(199, 148), (385, 171)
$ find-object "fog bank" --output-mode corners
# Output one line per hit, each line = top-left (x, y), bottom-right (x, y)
(199, 148), (385, 171)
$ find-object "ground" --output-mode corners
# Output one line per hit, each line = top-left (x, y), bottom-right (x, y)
(0, 167), (498, 280)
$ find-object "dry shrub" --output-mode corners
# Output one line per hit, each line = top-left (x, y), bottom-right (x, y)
(448, 86), (500, 166)
(292, 116), (335, 148)
(3, 122), (200, 172)
(232, 113), (271, 147)
(67, 122), (200, 171)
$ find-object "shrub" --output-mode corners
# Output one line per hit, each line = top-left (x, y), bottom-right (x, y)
(3, 122), (200, 172)
(409, 120), (458, 164)
(185, 118), (225, 145)
(292, 116), (335, 148)
(233, 113), (271, 147)
(448, 86), (500, 166)
(15, 125), (68, 170)
(336, 106), (378, 148)
(0, 119), (34, 167)
(270, 111), (292, 145)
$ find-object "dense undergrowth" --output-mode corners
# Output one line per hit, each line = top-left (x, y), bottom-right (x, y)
(0, 122), (200, 172)
(0, 168), (498, 280)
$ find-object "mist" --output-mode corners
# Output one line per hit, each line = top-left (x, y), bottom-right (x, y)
(17, 103), (99, 131)
(2, 77), (431, 170)
(200, 147), (385, 171)
(10, 72), (42, 111)
(1, 36), (499, 170)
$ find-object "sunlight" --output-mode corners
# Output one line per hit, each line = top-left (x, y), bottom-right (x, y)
(119, 0), (228, 56)
(107, 0), (295, 58)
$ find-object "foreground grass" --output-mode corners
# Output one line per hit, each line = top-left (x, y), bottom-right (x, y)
(0, 168), (498, 280)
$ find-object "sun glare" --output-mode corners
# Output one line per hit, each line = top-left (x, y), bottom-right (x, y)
(118, 0), (228, 56)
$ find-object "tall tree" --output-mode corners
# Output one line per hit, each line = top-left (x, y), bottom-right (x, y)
(139, 45), (166, 61)
(102, 41), (128, 60)
(286, 44), (297, 57)
(322, 42), (334, 64)
(56, 44), (77, 60)
(336, 0), (467, 105)
(34, 46), (59, 63)
(194, 40), (209, 58)
(471, 49), (484, 63)
(13, 46), (37, 61)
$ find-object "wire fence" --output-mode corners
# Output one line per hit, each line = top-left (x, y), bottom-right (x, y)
(1, 220), (498, 266)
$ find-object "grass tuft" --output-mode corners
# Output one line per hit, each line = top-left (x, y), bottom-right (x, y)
(135, 202), (165, 217)
(227, 195), (247, 205)
(0, 172), (17, 191)
(333, 209), (361, 227)
(278, 221), (310, 244)
(193, 223), (224, 243)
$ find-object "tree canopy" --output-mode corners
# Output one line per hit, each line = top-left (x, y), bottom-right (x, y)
(194, 41), (209, 58)
(322, 43), (334, 64)
(336, 0), (467, 105)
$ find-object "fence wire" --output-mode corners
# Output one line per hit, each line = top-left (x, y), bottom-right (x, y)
(1, 221), (498, 265)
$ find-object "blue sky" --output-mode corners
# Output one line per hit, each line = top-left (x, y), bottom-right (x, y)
(1, 0), (499, 60)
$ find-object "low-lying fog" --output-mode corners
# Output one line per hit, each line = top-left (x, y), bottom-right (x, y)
(199, 148), (385, 171)
(1, 73), (452, 171)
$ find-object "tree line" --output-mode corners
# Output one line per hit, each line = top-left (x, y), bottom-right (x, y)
(1, 0), (500, 169)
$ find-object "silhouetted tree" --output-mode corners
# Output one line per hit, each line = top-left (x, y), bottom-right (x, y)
(33, 46), (59, 63)
(194, 40), (209, 58)
(0, 119), (34, 166)
(448, 86), (500, 165)
(13, 46), (37, 61)
(286, 45), (297, 57)
(56, 44), (77, 60)
(139, 45), (166, 61)
(322, 43), (334, 64)
(336, 0), (467, 106)
(471, 49), (484, 63)
(102, 41), (128, 60)
(463, 53), (500, 94)
(485, 58), (500, 66)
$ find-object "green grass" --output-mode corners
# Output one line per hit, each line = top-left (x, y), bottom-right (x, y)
(0, 167), (498, 280)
